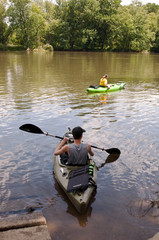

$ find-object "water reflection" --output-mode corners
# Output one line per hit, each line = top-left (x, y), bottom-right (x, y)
(127, 198), (159, 219)
(66, 197), (95, 228)
(53, 177), (96, 227)
(87, 92), (108, 104)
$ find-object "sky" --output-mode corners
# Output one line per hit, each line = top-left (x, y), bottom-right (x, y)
(121, 0), (159, 5)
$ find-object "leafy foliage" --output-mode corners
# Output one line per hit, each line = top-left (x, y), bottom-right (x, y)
(0, 0), (8, 44)
(1, 0), (159, 52)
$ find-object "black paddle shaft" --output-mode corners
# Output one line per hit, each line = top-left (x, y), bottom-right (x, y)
(19, 124), (120, 154)
(90, 145), (120, 154)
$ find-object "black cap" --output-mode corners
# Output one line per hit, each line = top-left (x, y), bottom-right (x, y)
(72, 126), (86, 139)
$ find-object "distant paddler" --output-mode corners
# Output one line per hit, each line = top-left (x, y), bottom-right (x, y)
(99, 74), (109, 88)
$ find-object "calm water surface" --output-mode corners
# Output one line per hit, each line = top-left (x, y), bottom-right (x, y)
(0, 51), (159, 240)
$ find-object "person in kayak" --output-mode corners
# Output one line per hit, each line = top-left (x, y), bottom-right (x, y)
(54, 126), (94, 165)
(99, 74), (109, 87)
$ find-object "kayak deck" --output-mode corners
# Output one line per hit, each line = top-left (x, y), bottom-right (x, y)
(87, 82), (126, 93)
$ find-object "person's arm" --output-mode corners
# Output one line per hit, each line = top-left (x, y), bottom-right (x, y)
(87, 144), (94, 156)
(54, 137), (69, 155)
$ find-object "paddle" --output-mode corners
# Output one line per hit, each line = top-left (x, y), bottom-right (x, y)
(19, 124), (120, 154)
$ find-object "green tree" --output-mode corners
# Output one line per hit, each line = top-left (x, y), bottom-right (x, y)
(0, 0), (8, 45)
(66, 0), (87, 49)
(110, 6), (135, 51)
(4, 0), (159, 52)
(7, 0), (47, 48)
(94, 0), (121, 50)
(45, 0), (69, 49)
(144, 3), (159, 52)
(46, 19), (69, 50)
(7, 0), (31, 47)
(150, 10), (159, 52)
(46, 0), (99, 50)
(44, 0), (56, 22)
(27, 2), (47, 48)
(145, 3), (159, 14)
(79, 0), (99, 50)
(111, 1), (157, 51)
(129, 1), (156, 51)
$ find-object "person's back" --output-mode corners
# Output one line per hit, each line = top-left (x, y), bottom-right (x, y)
(68, 143), (88, 165)
(99, 74), (108, 87)
(54, 126), (94, 165)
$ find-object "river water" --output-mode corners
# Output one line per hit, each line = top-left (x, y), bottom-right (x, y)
(0, 51), (159, 240)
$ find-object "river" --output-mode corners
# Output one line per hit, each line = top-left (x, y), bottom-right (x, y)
(0, 51), (159, 240)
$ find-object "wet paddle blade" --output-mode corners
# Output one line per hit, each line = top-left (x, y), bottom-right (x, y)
(106, 153), (120, 164)
(106, 148), (121, 154)
(19, 124), (44, 134)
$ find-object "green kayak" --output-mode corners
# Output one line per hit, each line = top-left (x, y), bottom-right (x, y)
(87, 82), (126, 93)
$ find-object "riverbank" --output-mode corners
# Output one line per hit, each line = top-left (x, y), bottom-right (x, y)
(0, 44), (53, 52)
(0, 211), (51, 240)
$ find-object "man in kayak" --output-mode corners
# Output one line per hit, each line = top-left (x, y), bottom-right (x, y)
(54, 126), (94, 165)
(99, 74), (109, 87)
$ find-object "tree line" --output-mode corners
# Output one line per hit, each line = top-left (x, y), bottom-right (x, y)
(1, 0), (159, 52)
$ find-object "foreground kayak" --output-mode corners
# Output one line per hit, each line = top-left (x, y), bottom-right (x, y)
(53, 133), (97, 213)
(87, 82), (126, 93)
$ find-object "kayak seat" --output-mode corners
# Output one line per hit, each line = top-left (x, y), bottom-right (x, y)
(60, 153), (90, 166)
(89, 85), (99, 89)
(60, 152), (69, 165)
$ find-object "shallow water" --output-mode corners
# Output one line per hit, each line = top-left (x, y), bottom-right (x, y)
(0, 51), (159, 239)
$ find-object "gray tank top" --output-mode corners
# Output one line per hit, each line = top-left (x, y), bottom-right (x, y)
(68, 143), (88, 165)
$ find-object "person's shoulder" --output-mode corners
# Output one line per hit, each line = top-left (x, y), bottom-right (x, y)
(63, 144), (69, 150)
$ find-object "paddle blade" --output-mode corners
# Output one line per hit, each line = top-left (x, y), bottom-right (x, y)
(97, 152), (120, 169)
(105, 148), (121, 154)
(106, 153), (120, 164)
(19, 124), (44, 134)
